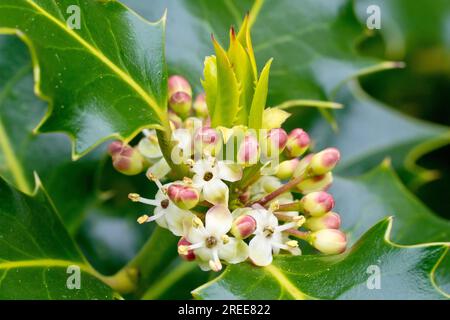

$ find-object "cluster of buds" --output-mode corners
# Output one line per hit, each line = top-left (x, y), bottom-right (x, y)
(109, 17), (347, 272)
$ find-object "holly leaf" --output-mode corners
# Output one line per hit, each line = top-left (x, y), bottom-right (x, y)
(0, 35), (105, 231)
(193, 218), (449, 300)
(0, 0), (168, 157)
(0, 176), (115, 299)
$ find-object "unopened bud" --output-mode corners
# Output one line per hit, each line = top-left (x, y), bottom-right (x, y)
(194, 127), (222, 155)
(293, 154), (313, 178)
(309, 148), (340, 175)
(169, 92), (192, 118)
(178, 237), (196, 261)
(262, 128), (288, 157)
(237, 135), (260, 166)
(304, 212), (341, 231)
(300, 191), (334, 217)
(108, 141), (144, 176)
(296, 172), (333, 194)
(309, 229), (347, 254)
(276, 158), (299, 180)
(231, 215), (257, 239)
(193, 93), (209, 118)
(285, 129), (310, 158)
(167, 184), (200, 210)
(168, 75), (193, 118)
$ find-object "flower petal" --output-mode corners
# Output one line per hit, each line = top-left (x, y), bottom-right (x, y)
(147, 158), (171, 180)
(203, 178), (229, 205)
(217, 161), (243, 182)
(205, 205), (233, 237)
(165, 205), (195, 236)
(249, 235), (273, 266)
(219, 238), (249, 264)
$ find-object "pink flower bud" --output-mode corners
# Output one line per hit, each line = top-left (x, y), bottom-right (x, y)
(304, 212), (341, 231)
(237, 135), (260, 166)
(285, 129), (310, 158)
(309, 148), (340, 175)
(231, 215), (257, 239)
(167, 184), (200, 210)
(108, 141), (144, 176)
(296, 172), (333, 194)
(193, 93), (209, 118)
(276, 158), (299, 180)
(263, 128), (288, 157)
(194, 127), (222, 155)
(168, 75), (192, 97)
(169, 91), (192, 118)
(178, 237), (196, 261)
(300, 191), (334, 217)
(309, 229), (347, 254)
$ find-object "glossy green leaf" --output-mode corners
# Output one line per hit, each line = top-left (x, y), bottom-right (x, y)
(0, 176), (115, 299)
(0, 0), (168, 157)
(0, 35), (102, 231)
(248, 58), (272, 129)
(193, 218), (449, 300)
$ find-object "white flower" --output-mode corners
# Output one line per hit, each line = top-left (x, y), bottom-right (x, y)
(248, 207), (303, 266)
(180, 205), (248, 271)
(192, 157), (242, 205)
(129, 177), (194, 236)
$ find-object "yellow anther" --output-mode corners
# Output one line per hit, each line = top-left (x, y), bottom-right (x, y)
(178, 245), (189, 256)
(137, 215), (149, 224)
(269, 201), (280, 212)
(222, 235), (230, 244)
(286, 240), (299, 248)
(294, 215), (306, 227)
(183, 177), (193, 185)
(146, 171), (157, 181)
(192, 216), (204, 228)
(128, 193), (140, 202)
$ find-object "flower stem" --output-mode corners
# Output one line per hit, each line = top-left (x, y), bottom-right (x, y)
(252, 175), (304, 206)
(286, 228), (310, 241)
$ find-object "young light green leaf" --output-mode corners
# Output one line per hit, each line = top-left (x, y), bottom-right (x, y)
(249, 58), (272, 129)
(201, 55), (217, 119)
(0, 0), (168, 158)
(210, 36), (240, 127)
(227, 27), (255, 125)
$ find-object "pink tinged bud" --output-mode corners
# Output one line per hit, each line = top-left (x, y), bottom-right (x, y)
(285, 129), (310, 158)
(178, 237), (196, 261)
(276, 158), (299, 180)
(238, 135), (260, 166)
(169, 91), (192, 118)
(309, 148), (340, 175)
(167, 184), (200, 210)
(304, 212), (341, 231)
(109, 141), (144, 176)
(194, 127), (222, 155)
(168, 75), (192, 97)
(310, 229), (347, 254)
(231, 215), (257, 239)
(193, 93), (209, 118)
(263, 128), (288, 157)
(300, 191), (334, 217)
(296, 172), (333, 194)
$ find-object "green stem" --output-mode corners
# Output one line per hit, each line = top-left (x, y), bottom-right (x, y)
(141, 262), (197, 300)
(107, 226), (178, 297)
(156, 117), (190, 179)
(252, 175), (304, 206)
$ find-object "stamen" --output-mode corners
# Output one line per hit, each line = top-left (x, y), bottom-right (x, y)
(209, 250), (222, 271)
(146, 171), (164, 190)
(128, 193), (159, 206)
(137, 215), (150, 224)
(286, 240), (299, 248)
(221, 235), (230, 244)
(183, 177), (193, 185)
(269, 201), (280, 212)
(192, 216), (204, 228)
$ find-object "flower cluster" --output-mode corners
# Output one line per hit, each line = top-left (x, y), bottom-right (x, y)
(109, 18), (347, 272)
(109, 73), (347, 272)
